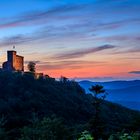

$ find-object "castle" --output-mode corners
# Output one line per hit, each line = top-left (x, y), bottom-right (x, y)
(1, 50), (48, 79)
(2, 50), (24, 71)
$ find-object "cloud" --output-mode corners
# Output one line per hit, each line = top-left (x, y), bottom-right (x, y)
(0, 1), (139, 31)
(52, 44), (116, 59)
(0, 4), (87, 29)
(0, 1), (140, 48)
(97, 35), (140, 42)
(112, 47), (140, 54)
(121, 57), (140, 60)
(0, 16), (139, 48)
(0, 34), (34, 47)
(129, 71), (140, 74)
(95, 18), (140, 31)
(0, 29), (82, 47)
(35, 60), (106, 70)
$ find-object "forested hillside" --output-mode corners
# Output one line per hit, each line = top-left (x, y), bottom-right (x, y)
(0, 71), (140, 140)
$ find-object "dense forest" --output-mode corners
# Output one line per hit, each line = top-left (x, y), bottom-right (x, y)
(0, 71), (140, 140)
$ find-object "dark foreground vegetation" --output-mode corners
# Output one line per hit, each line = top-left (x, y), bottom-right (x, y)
(0, 71), (140, 140)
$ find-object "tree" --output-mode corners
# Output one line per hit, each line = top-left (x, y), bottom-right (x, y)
(89, 85), (107, 140)
(19, 116), (69, 140)
(27, 62), (36, 73)
(60, 76), (69, 83)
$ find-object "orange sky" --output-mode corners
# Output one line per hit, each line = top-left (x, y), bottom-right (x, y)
(0, 0), (140, 81)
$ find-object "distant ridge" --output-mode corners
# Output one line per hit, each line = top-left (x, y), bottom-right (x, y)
(79, 80), (140, 110)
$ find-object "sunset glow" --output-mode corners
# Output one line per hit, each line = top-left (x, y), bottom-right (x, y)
(0, 0), (140, 80)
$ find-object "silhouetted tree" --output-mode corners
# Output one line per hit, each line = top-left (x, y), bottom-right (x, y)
(89, 85), (107, 140)
(60, 76), (69, 83)
(27, 62), (36, 73)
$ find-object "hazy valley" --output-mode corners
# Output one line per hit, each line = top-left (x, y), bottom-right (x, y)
(79, 80), (140, 110)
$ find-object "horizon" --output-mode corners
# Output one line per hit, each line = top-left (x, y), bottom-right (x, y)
(0, 0), (140, 80)
(75, 77), (140, 82)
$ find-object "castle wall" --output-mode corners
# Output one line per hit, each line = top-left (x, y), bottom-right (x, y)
(14, 55), (24, 71)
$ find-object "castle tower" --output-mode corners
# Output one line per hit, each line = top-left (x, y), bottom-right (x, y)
(3, 50), (24, 71)
(7, 51), (17, 70)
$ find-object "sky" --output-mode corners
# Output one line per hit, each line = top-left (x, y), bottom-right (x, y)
(0, 0), (140, 81)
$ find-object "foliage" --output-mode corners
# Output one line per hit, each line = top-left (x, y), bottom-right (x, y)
(108, 132), (140, 140)
(27, 61), (36, 73)
(19, 116), (69, 140)
(78, 130), (94, 140)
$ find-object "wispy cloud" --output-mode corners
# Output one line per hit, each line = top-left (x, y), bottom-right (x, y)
(52, 44), (116, 59)
(0, 1), (140, 48)
(97, 35), (140, 42)
(129, 71), (140, 74)
(121, 57), (140, 60)
(0, 4), (87, 29)
(0, 1), (139, 31)
(0, 34), (34, 46)
(0, 25), (89, 47)
(36, 60), (106, 70)
(0, 16), (140, 48)
(112, 47), (140, 54)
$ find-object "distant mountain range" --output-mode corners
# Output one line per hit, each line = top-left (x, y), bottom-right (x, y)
(79, 80), (140, 110)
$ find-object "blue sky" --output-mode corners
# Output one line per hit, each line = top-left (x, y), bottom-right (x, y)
(0, 0), (140, 80)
